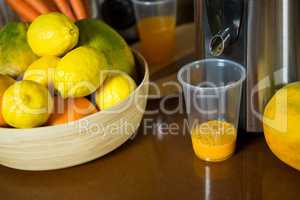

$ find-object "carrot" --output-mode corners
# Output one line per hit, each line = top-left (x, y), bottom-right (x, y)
(83, 0), (91, 18)
(5, 0), (40, 22)
(24, 0), (51, 14)
(42, 0), (59, 12)
(20, 17), (27, 22)
(53, 0), (76, 21)
(69, 0), (88, 20)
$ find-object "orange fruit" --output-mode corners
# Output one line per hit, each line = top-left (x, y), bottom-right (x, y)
(48, 96), (98, 125)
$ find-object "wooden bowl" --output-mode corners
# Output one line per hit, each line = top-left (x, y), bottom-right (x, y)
(0, 51), (149, 171)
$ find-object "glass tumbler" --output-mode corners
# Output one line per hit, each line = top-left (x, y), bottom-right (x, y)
(132, 0), (177, 65)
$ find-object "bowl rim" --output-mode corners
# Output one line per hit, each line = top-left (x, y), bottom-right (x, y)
(0, 49), (149, 132)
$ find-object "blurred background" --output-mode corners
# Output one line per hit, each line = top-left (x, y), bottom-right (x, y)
(94, 0), (194, 43)
(0, 0), (194, 44)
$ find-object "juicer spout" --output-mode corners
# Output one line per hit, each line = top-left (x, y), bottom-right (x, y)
(209, 27), (232, 56)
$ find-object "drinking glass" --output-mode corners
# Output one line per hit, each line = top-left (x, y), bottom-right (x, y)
(178, 59), (246, 162)
(132, 0), (177, 65)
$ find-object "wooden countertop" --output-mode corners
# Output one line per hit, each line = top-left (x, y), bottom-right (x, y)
(0, 98), (300, 200)
(1, 23), (300, 200)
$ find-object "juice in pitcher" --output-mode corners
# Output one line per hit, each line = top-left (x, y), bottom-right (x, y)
(138, 16), (176, 65)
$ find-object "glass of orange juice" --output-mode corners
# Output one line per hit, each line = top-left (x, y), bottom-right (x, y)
(178, 59), (246, 162)
(132, 0), (177, 65)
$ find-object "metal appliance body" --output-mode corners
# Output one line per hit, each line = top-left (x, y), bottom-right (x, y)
(195, 0), (300, 132)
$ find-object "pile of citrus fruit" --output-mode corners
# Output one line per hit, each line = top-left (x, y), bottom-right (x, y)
(0, 12), (137, 129)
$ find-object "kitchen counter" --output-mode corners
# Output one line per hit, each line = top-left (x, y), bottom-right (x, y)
(0, 98), (300, 200)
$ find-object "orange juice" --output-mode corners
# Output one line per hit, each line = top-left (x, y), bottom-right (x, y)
(137, 16), (175, 65)
(191, 120), (237, 162)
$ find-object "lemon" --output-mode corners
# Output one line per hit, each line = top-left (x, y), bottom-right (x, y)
(95, 72), (137, 110)
(2, 80), (53, 128)
(54, 46), (109, 98)
(27, 12), (79, 56)
(0, 75), (16, 127)
(23, 56), (60, 87)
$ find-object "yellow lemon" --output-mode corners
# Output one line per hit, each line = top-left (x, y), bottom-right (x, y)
(0, 75), (16, 127)
(27, 12), (79, 56)
(54, 46), (109, 98)
(263, 82), (300, 171)
(2, 80), (53, 128)
(23, 56), (60, 87)
(95, 72), (137, 110)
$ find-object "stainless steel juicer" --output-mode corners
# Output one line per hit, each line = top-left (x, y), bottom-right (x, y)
(195, 0), (300, 132)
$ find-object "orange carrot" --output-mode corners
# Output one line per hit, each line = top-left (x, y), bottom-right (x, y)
(53, 0), (76, 21)
(83, 0), (91, 18)
(24, 0), (50, 14)
(20, 17), (27, 22)
(42, 0), (59, 11)
(5, 0), (40, 22)
(69, 0), (88, 20)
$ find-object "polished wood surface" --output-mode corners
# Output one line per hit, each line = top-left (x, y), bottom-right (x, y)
(0, 98), (300, 200)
